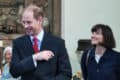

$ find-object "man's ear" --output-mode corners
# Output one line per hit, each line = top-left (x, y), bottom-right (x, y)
(37, 16), (43, 25)
(38, 16), (43, 22)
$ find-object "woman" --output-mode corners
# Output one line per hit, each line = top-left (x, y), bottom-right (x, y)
(81, 24), (120, 80)
(1, 46), (20, 80)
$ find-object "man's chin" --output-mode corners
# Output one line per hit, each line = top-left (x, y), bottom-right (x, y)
(25, 32), (34, 36)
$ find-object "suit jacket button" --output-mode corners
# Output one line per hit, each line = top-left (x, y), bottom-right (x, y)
(97, 69), (99, 72)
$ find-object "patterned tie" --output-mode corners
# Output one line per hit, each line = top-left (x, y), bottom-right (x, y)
(33, 37), (39, 53)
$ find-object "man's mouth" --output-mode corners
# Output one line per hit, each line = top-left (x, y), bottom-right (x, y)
(25, 27), (32, 31)
(25, 28), (33, 35)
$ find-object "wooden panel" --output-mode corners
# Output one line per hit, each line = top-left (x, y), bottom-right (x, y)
(0, 47), (3, 68)
(53, 0), (61, 37)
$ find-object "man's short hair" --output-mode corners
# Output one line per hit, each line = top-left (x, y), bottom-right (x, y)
(24, 4), (44, 20)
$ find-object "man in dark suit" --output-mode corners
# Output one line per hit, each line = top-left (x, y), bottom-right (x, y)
(10, 4), (72, 80)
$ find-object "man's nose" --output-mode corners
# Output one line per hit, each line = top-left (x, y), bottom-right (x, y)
(24, 23), (29, 28)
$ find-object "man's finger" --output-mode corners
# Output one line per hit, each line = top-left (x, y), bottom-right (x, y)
(49, 51), (54, 56)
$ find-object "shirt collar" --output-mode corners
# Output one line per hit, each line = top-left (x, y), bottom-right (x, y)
(89, 48), (111, 61)
(30, 29), (44, 42)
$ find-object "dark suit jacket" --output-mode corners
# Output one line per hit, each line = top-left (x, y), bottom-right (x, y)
(10, 32), (72, 80)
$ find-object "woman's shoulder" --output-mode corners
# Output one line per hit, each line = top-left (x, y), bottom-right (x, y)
(109, 49), (120, 60)
(2, 63), (9, 70)
(106, 48), (119, 54)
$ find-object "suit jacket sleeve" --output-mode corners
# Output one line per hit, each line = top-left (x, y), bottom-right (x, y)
(10, 40), (36, 78)
(51, 40), (72, 80)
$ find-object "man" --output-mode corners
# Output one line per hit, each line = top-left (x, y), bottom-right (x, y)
(10, 4), (72, 80)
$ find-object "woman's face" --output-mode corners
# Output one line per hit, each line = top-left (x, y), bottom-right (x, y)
(5, 50), (12, 63)
(91, 29), (104, 46)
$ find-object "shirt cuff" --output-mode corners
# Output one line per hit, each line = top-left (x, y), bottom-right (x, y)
(32, 55), (37, 67)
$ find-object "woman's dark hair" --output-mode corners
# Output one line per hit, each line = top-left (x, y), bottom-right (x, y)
(91, 24), (116, 49)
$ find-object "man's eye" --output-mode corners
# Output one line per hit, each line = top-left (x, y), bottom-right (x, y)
(22, 21), (31, 24)
(26, 21), (31, 24)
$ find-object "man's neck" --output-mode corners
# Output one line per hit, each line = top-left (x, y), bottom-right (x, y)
(34, 29), (43, 37)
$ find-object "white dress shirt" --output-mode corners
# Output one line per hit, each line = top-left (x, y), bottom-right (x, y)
(30, 30), (44, 67)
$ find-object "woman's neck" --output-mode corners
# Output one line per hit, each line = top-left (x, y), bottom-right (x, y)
(95, 45), (106, 56)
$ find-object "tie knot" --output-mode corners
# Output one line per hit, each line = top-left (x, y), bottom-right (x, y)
(33, 37), (38, 41)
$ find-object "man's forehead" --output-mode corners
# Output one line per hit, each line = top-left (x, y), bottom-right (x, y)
(22, 11), (34, 19)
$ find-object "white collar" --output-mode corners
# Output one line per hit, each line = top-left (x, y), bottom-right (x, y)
(30, 29), (44, 42)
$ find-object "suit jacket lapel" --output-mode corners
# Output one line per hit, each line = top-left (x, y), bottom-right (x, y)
(24, 35), (35, 55)
(23, 32), (49, 54)
(40, 32), (49, 51)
